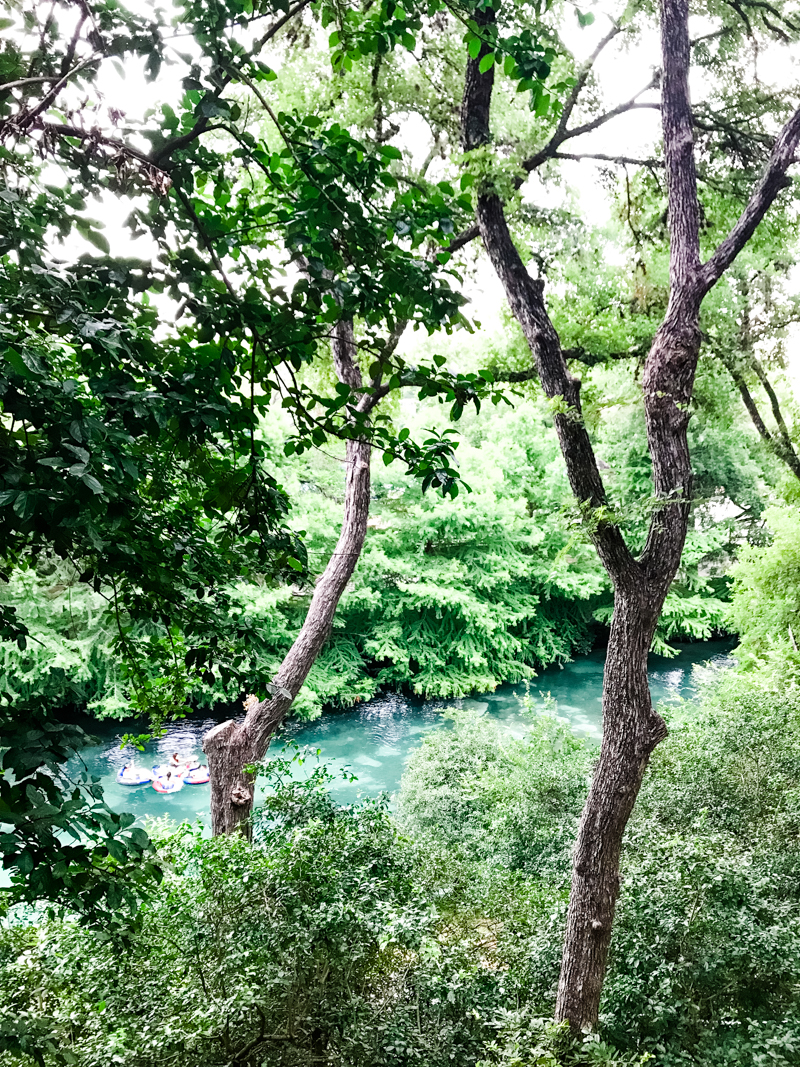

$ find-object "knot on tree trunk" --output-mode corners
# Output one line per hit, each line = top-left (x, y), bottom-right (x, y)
(230, 784), (253, 807)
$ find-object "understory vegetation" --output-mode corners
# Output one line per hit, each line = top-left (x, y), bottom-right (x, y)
(4, 657), (800, 1066)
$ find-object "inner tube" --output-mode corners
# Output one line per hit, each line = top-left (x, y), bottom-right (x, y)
(152, 776), (184, 794)
(153, 764), (187, 779)
(117, 768), (152, 786)
(185, 767), (209, 785)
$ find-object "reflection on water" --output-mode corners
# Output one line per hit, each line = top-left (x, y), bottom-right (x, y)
(66, 639), (733, 823)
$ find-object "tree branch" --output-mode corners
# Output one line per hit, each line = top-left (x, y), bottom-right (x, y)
(447, 222), (479, 253)
(553, 151), (663, 167)
(751, 355), (800, 479)
(522, 84), (659, 174)
(0, 56), (100, 93)
(252, 0), (314, 51)
(35, 122), (156, 165)
(460, 10), (635, 579)
(552, 24), (622, 142)
(699, 104), (800, 292)
(720, 353), (774, 441)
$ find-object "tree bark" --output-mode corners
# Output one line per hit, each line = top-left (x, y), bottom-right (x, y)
(459, 0), (800, 1034)
(204, 320), (372, 836)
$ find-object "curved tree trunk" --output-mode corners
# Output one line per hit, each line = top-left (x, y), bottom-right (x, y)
(459, 0), (800, 1034)
(204, 320), (372, 836)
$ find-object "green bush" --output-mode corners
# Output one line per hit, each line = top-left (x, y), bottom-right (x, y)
(599, 672), (800, 1065)
(398, 676), (800, 1065)
(396, 700), (589, 879)
(0, 754), (516, 1067)
(7, 671), (800, 1067)
(728, 504), (800, 680)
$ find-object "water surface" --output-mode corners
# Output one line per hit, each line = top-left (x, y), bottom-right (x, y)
(67, 639), (733, 824)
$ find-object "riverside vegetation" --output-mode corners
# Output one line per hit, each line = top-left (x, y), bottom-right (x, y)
(4, 633), (800, 1066)
(5, 0), (800, 1057)
(0, 365), (762, 721)
(5, 472), (800, 1065)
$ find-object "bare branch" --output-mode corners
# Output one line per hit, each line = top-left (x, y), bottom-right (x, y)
(553, 151), (663, 167)
(0, 56), (100, 93)
(252, 0), (314, 51)
(720, 353), (774, 441)
(552, 24), (622, 142)
(721, 352), (800, 479)
(447, 222), (480, 253)
(36, 122), (156, 166)
(522, 84), (659, 174)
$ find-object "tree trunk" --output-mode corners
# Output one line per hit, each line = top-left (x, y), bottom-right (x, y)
(477, 186), (683, 1028)
(204, 320), (372, 836)
(554, 582), (667, 1028)
(458, 0), (800, 1032)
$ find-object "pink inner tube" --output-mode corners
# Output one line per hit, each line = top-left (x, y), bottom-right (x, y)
(152, 776), (184, 793)
(185, 768), (209, 784)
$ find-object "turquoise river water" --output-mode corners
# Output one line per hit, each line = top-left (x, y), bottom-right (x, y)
(66, 640), (733, 826)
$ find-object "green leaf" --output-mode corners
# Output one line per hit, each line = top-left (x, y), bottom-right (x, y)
(81, 474), (104, 495)
(468, 36), (482, 59)
(84, 228), (110, 254)
(534, 90), (551, 117)
(479, 53), (495, 74)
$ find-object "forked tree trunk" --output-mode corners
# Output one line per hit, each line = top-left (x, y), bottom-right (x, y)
(460, 0), (800, 1034)
(204, 320), (372, 836)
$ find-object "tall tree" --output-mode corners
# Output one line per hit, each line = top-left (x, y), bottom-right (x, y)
(458, 0), (800, 1033)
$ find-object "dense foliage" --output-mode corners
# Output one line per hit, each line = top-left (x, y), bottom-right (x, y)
(6, 661), (800, 1066)
(4, 0), (800, 1048)
(1, 363), (770, 721)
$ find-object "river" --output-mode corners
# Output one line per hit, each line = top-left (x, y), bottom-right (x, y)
(66, 639), (733, 825)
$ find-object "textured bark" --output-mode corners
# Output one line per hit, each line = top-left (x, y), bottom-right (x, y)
(459, 0), (800, 1034)
(204, 320), (372, 836)
(556, 583), (667, 1028)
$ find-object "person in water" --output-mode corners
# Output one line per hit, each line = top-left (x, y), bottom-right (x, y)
(169, 752), (181, 768)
